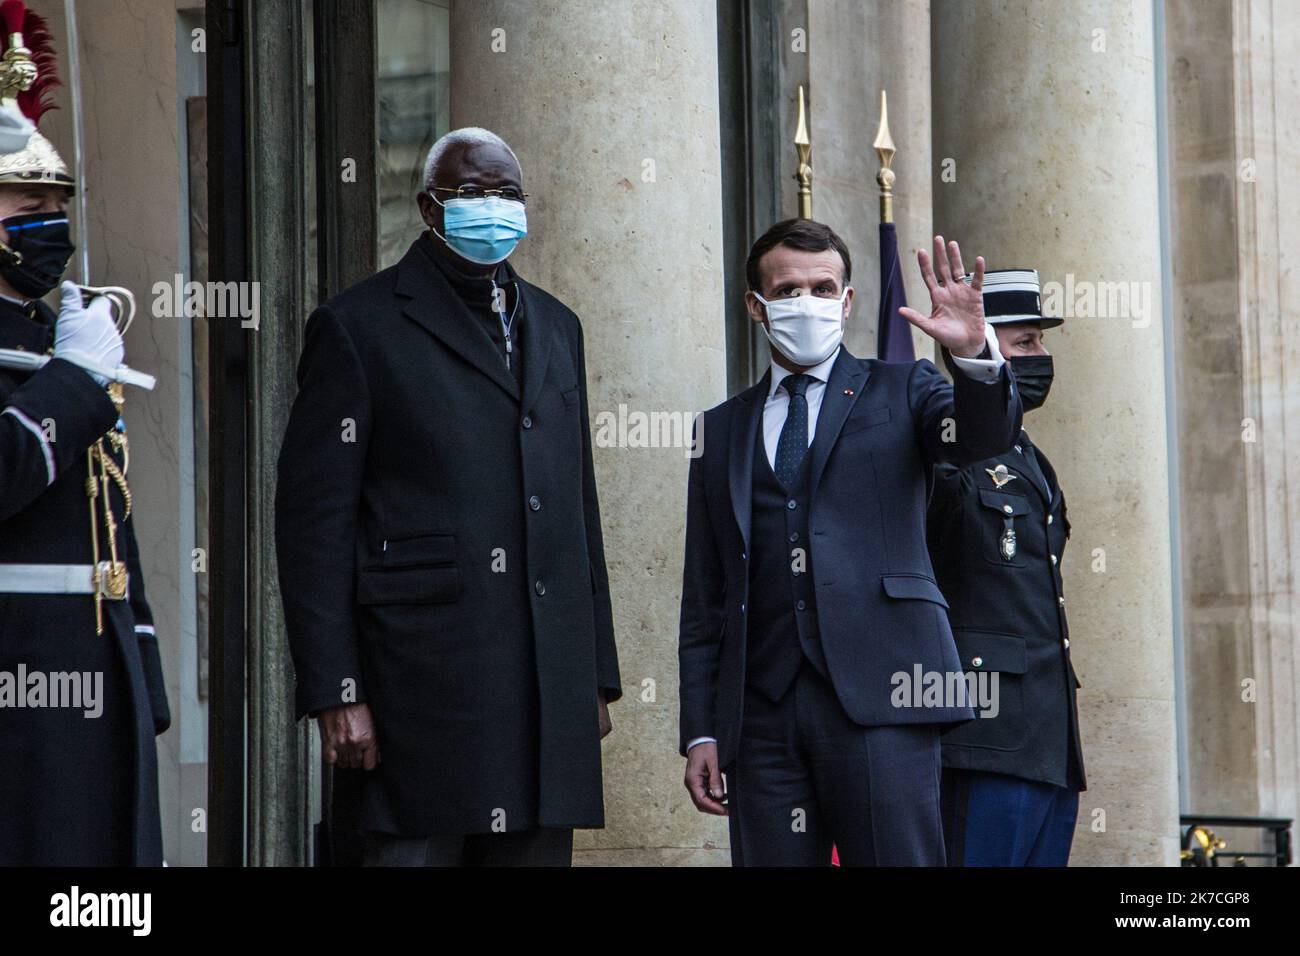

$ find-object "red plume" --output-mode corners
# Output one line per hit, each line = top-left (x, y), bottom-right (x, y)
(0, 1), (60, 124)
(0, 1), (26, 35)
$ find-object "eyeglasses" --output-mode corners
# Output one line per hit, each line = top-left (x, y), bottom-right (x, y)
(429, 184), (528, 203)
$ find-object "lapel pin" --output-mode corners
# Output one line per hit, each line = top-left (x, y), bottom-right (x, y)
(843, 388), (854, 396)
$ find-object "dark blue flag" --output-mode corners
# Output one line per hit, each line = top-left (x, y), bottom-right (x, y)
(877, 222), (914, 362)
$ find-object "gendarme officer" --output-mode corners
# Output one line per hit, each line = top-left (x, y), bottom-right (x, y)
(928, 268), (1084, 867)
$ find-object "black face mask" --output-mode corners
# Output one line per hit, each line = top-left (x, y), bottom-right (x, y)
(1009, 354), (1054, 411)
(0, 212), (76, 299)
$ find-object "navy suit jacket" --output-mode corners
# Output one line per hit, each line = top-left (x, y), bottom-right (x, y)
(678, 347), (1022, 766)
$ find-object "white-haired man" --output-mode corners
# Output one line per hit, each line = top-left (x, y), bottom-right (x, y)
(276, 127), (621, 866)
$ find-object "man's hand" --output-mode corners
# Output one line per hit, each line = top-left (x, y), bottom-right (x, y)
(899, 235), (986, 358)
(684, 742), (728, 816)
(597, 691), (612, 739)
(317, 702), (380, 770)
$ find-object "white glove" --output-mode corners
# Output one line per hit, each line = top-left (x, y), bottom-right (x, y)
(0, 100), (35, 155)
(53, 280), (124, 387)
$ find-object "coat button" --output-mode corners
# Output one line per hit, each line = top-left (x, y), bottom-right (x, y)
(796, 600), (806, 611)
(1058, 596), (1066, 607)
(522, 415), (533, 429)
(787, 500), (797, 510)
(529, 495), (541, 511)
(740, 602), (746, 613)
(741, 551), (747, 561)
(1047, 514), (1054, 525)
(1002, 504), (1013, 514)
(972, 656), (983, 668)
(1064, 638), (1070, 648)
(788, 532), (799, 543)
(534, 579), (546, 596)
(1051, 554), (1058, 565)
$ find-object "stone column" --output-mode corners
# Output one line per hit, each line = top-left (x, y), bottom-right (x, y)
(1226, 0), (1300, 840)
(807, 0), (935, 361)
(450, 1), (729, 864)
(1165, 0), (1300, 834)
(932, 0), (1181, 864)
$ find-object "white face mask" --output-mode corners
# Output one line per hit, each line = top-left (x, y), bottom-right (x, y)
(754, 289), (849, 366)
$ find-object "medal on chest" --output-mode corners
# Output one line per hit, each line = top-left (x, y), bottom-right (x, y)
(1000, 524), (1017, 560)
(986, 462), (1018, 489)
(986, 463), (1021, 561)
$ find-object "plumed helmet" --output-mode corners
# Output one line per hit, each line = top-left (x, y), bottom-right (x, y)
(0, 0), (72, 192)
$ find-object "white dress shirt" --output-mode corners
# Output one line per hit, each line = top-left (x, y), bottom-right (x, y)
(685, 325), (1006, 753)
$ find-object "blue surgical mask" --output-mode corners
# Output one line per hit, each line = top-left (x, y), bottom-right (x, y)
(432, 195), (528, 265)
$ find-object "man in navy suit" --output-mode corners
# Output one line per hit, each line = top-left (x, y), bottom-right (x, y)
(678, 219), (1022, 866)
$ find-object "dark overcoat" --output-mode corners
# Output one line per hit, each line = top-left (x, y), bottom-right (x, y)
(276, 240), (621, 836)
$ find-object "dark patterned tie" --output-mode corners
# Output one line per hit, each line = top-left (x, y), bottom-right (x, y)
(774, 373), (813, 487)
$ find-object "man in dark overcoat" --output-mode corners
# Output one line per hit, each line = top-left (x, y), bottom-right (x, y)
(277, 127), (621, 866)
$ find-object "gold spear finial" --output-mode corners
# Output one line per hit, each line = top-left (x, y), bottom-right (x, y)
(873, 90), (897, 224)
(0, 16), (36, 104)
(794, 84), (812, 219)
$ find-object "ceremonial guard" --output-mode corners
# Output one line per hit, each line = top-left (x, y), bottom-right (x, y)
(0, 3), (168, 866)
(928, 269), (1085, 866)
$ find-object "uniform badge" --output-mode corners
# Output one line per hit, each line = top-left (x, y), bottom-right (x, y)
(1000, 527), (1017, 560)
(986, 463), (1018, 489)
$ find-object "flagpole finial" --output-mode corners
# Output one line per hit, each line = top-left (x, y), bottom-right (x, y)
(794, 84), (812, 219)
(873, 90), (896, 224)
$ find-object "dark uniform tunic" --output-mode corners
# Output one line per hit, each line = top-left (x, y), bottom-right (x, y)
(0, 295), (169, 865)
(926, 430), (1085, 791)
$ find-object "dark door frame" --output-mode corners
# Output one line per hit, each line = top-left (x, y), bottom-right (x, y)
(206, 0), (378, 866)
(205, 0), (248, 868)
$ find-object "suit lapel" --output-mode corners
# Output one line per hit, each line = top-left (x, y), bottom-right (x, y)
(807, 348), (869, 495)
(394, 241), (521, 402)
(729, 371), (769, 550)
